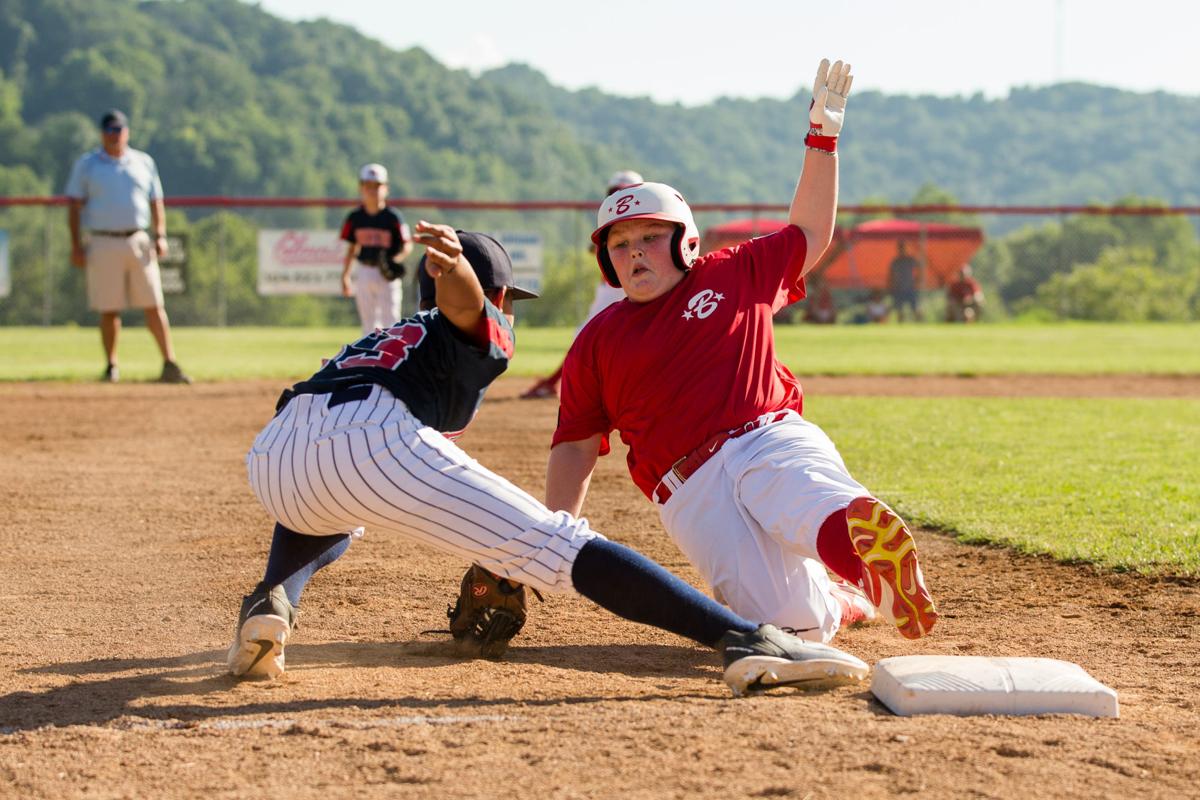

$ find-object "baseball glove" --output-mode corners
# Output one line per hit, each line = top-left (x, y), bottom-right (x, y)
(446, 565), (541, 659)
(373, 249), (406, 282)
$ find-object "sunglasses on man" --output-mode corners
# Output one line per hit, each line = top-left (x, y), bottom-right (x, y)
(103, 125), (125, 134)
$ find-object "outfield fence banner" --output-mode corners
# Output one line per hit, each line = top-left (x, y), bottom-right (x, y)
(0, 230), (8, 299)
(257, 229), (344, 296)
(160, 232), (188, 294)
(491, 231), (543, 295)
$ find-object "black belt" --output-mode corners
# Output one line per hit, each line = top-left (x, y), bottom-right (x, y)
(90, 229), (143, 237)
(275, 382), (376, 415)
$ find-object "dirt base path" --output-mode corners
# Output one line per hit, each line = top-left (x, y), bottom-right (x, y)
(1, 377), (1197, 799)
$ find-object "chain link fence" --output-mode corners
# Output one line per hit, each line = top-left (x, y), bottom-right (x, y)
(1, 198), (1197, 327)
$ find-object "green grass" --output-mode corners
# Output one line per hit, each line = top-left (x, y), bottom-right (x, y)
(808, 395), (1200, 575)
(2, 325), (1198, 573)
(0, 326), (362, 382)
(2, 322), (1199, 381)
(772, 322), (1200, 375)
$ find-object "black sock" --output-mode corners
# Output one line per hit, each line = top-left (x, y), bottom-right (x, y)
(570, 538), (756, 648)
(254, 523), (351, 607)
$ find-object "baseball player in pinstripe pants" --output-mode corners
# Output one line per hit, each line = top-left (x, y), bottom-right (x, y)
(226, 221), (871, 696)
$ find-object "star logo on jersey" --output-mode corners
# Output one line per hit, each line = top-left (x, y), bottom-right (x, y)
(682, 289), (723, 320)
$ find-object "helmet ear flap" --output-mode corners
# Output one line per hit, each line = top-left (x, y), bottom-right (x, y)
(670, 226), (687, 271)
(670, 225), (699, 273)
(596, 231), (621, 287)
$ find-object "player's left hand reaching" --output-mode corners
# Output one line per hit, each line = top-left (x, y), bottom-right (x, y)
(810, 58), (853, 136)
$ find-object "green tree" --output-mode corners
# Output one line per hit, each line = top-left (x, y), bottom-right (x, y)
(1030, 247), (1196, 321)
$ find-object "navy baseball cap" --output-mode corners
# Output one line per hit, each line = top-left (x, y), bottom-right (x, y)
(99, 109), (128, 130)
(419, 231), (539, 306)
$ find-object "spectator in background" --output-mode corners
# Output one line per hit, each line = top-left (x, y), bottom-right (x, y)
(887, 240), (923, 322)
(803, 283), (838, 324)
(865, 289), (890, 323)
(65, 109), (190, 383)
(945, 264), (984, 322)
(340, 163), (413, 334)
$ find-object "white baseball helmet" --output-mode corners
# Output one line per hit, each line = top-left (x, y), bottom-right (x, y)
(606, 169), (644, 194)
(591, 182), (700, 287)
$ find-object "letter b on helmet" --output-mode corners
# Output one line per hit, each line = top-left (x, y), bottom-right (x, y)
(591, 182), (700, 288)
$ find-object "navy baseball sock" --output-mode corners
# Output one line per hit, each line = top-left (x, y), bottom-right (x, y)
(254, 523), (351, 607)
(570, 538), (757, 648)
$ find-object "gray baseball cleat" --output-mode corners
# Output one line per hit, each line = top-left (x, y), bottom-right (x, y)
(226, 585), (298, 679)
(719, 624), (869, 697)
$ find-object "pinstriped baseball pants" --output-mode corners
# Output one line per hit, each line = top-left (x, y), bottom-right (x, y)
(246, 385), (600, 594)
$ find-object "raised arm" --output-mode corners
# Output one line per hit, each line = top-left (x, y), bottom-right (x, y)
(790, 59), (854, 276)
(413, 221), (487, 334)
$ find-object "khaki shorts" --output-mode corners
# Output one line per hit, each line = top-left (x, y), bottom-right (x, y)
(86, 231), (164, 312)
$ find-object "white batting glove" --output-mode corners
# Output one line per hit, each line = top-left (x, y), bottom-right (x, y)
(810, 59), (854, 136)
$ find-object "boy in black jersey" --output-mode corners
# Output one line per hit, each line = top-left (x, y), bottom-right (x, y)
(339, 163), (413, 333)
(226, 223), (870, 696)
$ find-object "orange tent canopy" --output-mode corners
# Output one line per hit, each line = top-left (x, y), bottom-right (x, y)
(814, 219), (984, 290)
(700, 218), (984, 290)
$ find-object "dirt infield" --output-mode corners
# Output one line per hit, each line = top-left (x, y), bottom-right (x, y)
(1, 376), (1197, 799)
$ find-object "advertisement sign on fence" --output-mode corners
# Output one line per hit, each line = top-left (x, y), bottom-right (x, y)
(256, 229), (543, 298)
(257, 229), (344, 296)
(491, 231), (543, 295)
(0, 230), (8, 299)
(160, 233), (188, 294)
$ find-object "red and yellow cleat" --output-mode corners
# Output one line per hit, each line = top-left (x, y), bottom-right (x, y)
(846, 496), (938, 639)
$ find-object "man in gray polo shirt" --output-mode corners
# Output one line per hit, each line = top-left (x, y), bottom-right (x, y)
(65, 109), (190, 383)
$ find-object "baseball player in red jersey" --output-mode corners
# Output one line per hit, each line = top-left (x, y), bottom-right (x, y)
(226, 219), (872, 696)
(547, 59), (939, 645)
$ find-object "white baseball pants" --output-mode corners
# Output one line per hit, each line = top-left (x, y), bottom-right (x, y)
(352, 263), (402, 334)
(247, 385), (599, 594)
(657, 411), (868, 643)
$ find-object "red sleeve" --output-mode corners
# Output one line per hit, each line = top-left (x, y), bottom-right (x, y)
(734, 224), (809, 309)
(483, 307), (514, 357)
(339, 214), (355, 243)
(551, 332), (612, 456)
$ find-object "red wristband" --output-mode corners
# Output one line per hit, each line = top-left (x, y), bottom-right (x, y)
(804, 128), (838, 153)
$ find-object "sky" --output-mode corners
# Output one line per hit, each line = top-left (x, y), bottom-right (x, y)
(257, 0), (1199, 106)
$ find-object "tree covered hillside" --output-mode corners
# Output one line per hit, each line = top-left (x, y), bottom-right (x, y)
(0, 0), (1196, 327)
(0, 0), (1198, 207)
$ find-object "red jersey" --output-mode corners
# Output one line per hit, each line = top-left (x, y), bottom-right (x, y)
(553, 224), (809, 499)
(947, 276), (981, 302)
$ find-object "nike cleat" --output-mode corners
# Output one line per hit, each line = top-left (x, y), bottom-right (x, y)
(846, 496), (938, 639)
(719, 624), (869, 697)
(829, 579), (877, 629)
(227, 585), (298, 679)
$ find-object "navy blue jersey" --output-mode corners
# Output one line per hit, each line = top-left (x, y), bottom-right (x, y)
(339, 206), (409, 266)
(290, 301), (514, 436)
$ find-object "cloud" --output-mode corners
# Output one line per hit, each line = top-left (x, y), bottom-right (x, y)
(439, 33), (507, 74)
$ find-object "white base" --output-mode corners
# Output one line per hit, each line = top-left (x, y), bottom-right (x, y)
(871, 655), (1119, 717)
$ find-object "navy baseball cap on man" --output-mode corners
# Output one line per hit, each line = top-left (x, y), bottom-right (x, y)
(419, 231), (539, 306)
(99, 109), (128, 130)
